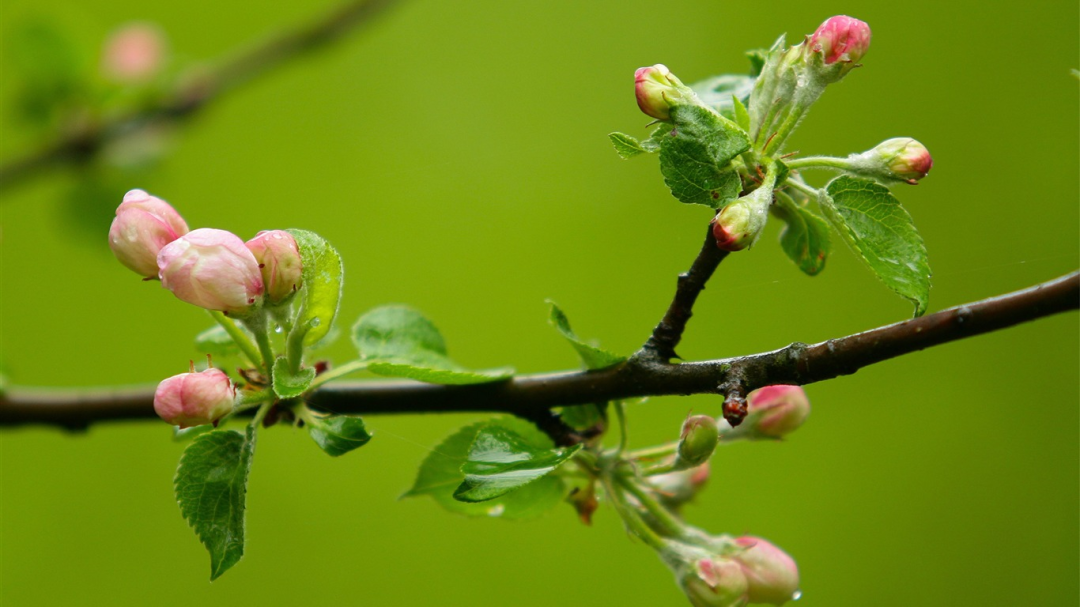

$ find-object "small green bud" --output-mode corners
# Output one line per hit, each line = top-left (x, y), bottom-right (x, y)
(675, 415), (719, 470)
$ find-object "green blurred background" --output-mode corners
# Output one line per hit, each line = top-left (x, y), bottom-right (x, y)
(1, 0), (1077, 604)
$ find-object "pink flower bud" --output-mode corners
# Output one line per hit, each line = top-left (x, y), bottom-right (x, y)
(158, 228), (264, 316)
(810, 16), (871, 66)
(108, 189), (189, 278)
(877, 137), (933, 184)
(245, 230), (303, 304)
(712, 182), (772, 252)
(746, 385), (811, 438)
(675, 415), (719, 469)
(732, 536), (800, 605)
(635, 64), (689, 121)
(681, 557), (749, 607)
(102, 23), (166, 83)
(653, 462), (710, 511)
(154, 368), (236, 428)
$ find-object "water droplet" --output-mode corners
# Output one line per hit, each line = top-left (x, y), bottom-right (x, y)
(792, 590), (803, 601)
(274, 325), (283, 334)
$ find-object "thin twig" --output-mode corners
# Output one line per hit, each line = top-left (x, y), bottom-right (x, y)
(3, 271), (1075, 430)
(638, 224), (729, 362)
(0, 0), (400, 191)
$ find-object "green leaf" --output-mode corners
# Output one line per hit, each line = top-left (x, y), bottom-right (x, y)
(546, 300), (624, 370)
(195, 325), (240, 358)
(774, 197), (832, 276)
(403, 418), (567, 519)
(285, 229), (343, 347)
(307, 413), (372, 456)
(173, 425), (213, 442)
(820, 176), (932, 315)
(732, 95), (751, 133)
(557, 403), (606, 431)
(668, 104), (751, 168)
(175, 427), (256, 581)
(689, 74), (756, 118)
(608, 132), (646, 159)
(640, 123), (673, 153)
(352, 306), (513, 385)
(454, 425), (582, 502)
(271, 358), (315, 399)
(657, 104), (750, 209)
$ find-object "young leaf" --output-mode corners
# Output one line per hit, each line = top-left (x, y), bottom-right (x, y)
(454, 425), (582, 502)
(403, 418), (566, 519)
(285, 229), (343, 347)
(657, 104), (750, 209)
(774, 196), (832, 276)
(195, 325), (240, 357)
(307, 413), (372, 456)
(609, 132), (646, 159)
(668, 104), (751, 168)
(175, 427), (256, 581)
(640, 123), (673, 153)
(819, 176), (932, 315)
(271, 357), (315, 399)
(689, 74), (755, 118)
(557, 403), (606, 431)
(352, 306), (513, 385)
(732, 95), (751, 133)
(546, 300), (624, 370)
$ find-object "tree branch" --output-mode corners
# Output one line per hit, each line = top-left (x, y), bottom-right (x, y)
(0, 0), (400, 191)
(3, 271), (1075, 431)
(638, 224), (729, 362)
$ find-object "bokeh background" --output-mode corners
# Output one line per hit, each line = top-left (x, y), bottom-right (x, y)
(1, 0), (1077, 605)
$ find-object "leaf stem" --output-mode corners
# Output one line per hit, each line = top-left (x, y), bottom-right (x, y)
(784, 156), (852, 171)
(614, 401), (628, 457)
(616, 473), (688, 539)
(626, 442), (678, 462)
(600, 474), (670, 552)
(308, 360), (369, 390)
(763, 105), (807, 157)
(240, 313), (277, 377)
(209, 311), (262, 369)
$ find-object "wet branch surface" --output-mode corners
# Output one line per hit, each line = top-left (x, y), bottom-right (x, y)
(0, 0), (400, 191)
(3, 271), (1076, 432)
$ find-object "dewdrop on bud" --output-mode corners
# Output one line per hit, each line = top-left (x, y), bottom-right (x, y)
(851, 137), (933, 185)
(108, 189), (189, 278)
(102, 23), (166, 83)
(157, 228), (264, 316)
(680, 556), (750, 607)
(635, 64), (691, 121)
(810, 16), (871, 66)
(675, 415), (719, 470)
(154, 367), (236, 428)
(731, 536), (800, 605)
(745, 385), (811, 438)
(246, 230), (303, 305)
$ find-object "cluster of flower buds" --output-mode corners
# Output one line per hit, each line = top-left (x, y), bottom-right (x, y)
(720, 385), (811, 441)
(668, 535), (800, 606)
(153, 365), (236, 428)
(108, 189), (302, 318)
(847, 137), (933, 185)
(102, 23), (167, 83)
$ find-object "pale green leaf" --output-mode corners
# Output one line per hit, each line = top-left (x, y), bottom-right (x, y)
(546, 300), (624, 370)
(307, 413), (372, 456)
(774, 196), (832, 276)
(454, 425), (582, 502)
(609, 132), (646, 159)
(285, 229), (343, 347)
(271, 357), (315, 399)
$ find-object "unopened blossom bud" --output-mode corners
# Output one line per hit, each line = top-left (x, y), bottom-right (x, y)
(675, 415), (719, 470)
(746, 385), (811, 438)
(810, 16), (871, 66)
(158, 228), (264, 316)
(653, 462), (710, 511)
(108, 189), (189, 278)
(732, 536), (800, 605)
(635, 64), (691, 121)
(681, 557), (750, 607)
(245, 230), (302, 305)
(852, 137), (933, 185)
(712, 181), (773, 252)
(102, 23), (166, 83)
(154, 367), (236, 428)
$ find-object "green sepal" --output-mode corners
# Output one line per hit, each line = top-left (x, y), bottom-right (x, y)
(403, 417), (567, 519)
(773, 196), (832, 276)
(306, 413), (372, 456)
(546, 300), (624, 370)
(174, 426), (256, 581)
(609, 132), (646, 159)
(285, 229), (343, 347)
(271, 357), (315, 399)
(352, 306), (513, 385)
(453, 425), (582, 503)
(820, 176), (932, 315)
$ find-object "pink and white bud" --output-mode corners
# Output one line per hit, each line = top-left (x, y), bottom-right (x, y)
(810, 16), (871, 66)
(653, 462), (710, 511)
(732, 536), (800, 605)
(108, 189), (189, 278)
(102, 23), (166, 83)
(712, 182), (772, 252)
(154, 368), (236, 428)
(746, 385), (811, 438)
(877, 138), (933, 184)
(157, 228), (264, 316)
(245, 230), (303, 305)
(635, 64), (690, 121)
(681, 557), (750, 607)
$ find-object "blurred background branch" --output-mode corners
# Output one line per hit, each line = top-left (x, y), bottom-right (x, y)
(0, 0), (400, 191)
